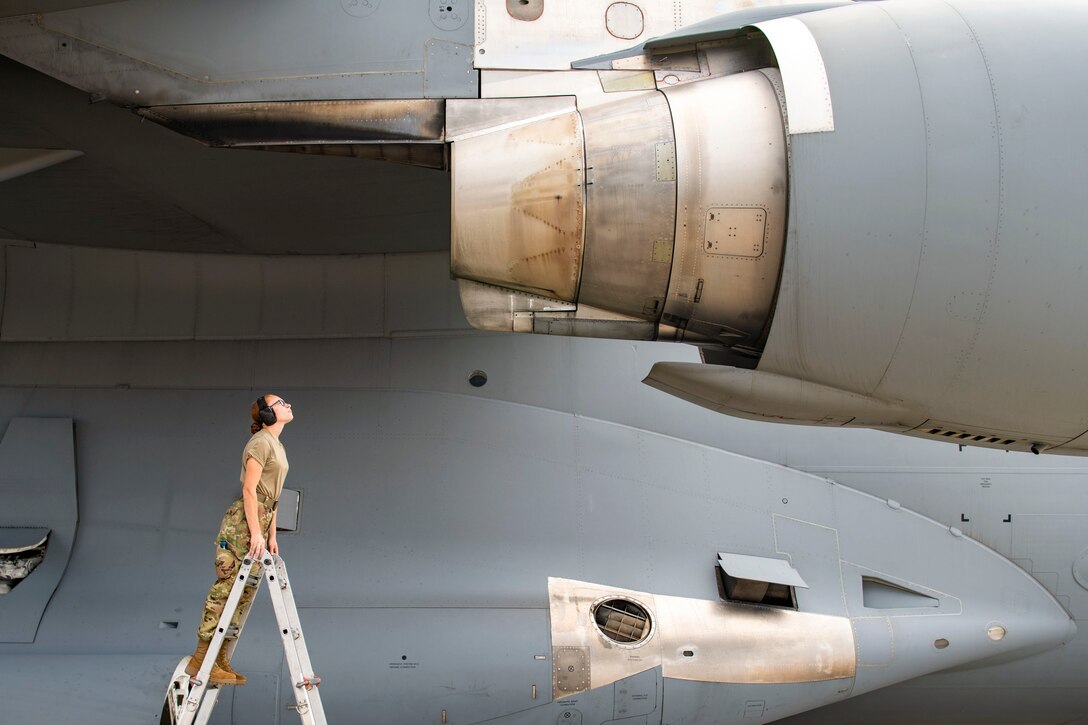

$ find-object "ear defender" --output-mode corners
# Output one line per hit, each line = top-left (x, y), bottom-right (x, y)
(257, 396), (276, 426)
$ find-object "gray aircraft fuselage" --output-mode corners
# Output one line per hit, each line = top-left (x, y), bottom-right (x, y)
(0, 247), (1083, 725)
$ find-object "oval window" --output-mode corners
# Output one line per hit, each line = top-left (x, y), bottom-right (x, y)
(593, 598), (652, 645)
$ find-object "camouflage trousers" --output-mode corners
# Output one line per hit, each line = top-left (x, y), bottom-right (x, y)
(197, 497), (274, 642)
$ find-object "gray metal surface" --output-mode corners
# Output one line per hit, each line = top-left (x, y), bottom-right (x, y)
(450, 101), (585, 300)
(142, 98), (445, 146)
(717, 553), (808, 588)
(0, 418), (75, 642)
(753, 0), (1088, 452)
(0, 243), (461, 342)
(450, 90), (681, 339)
(657, 69), (787, 349)
(0, 527), (49, 551)
(0, 387), (1074, 724)
(0, 0), (477, 104)
(0, 247), (1082, 723)
(467, 0), (1088, 457)
(0, 56), (452, 255)
(0, 0), (121, 17)
(578, 90), (675, 322)
(1, 1), (1088, 723)
(641, 364), (917, 427)
(0, 147), (81, 183)
(642, 2), (848, 48)
(452, 69), (787, 352)
(473, 0), (797, 71)
(138, 99), (448, 169)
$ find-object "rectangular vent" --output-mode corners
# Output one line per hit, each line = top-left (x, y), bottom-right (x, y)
(716, 553), (805, 609)
(923, 427), (1017, 447)
(862, 577), (939, 609)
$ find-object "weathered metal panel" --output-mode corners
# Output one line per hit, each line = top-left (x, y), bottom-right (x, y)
(578, 90), (675, 322)
(548, 576), (856, 697)
(474, 0), (797, 71)
(138, 100), (446, 146)
(450, 102), (585, 301)
(659, 70), (788, 348)
(0, 418), (76, 643)
(0, 0), (478, 104)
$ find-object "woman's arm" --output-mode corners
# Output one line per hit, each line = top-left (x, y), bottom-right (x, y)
(242, 457), (266, 559)
(268, 509), (279, 555)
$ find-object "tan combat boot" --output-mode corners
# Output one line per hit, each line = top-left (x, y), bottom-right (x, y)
(184, 640), (238, 686)
(215, 649), (247, 686)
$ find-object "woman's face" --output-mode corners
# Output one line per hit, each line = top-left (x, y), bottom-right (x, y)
(266, 395), (294, 424)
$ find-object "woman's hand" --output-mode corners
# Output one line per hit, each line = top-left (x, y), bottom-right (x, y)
(268, 535), (279, 555)
(247, 530), (266, 560)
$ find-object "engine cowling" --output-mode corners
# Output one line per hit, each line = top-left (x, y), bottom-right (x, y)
(450, 66), (788, 366)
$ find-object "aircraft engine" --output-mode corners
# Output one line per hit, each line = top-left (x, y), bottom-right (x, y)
(450, 68), (787, 370)
(451, 0), (1088, 455)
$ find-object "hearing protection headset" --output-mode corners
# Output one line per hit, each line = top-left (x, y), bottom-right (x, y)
(256, 396), (276, 426)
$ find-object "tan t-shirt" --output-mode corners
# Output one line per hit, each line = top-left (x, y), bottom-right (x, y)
(240, 429), (289, 502)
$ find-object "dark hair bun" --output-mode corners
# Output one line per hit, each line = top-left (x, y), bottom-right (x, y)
(249, 398), (263, 434)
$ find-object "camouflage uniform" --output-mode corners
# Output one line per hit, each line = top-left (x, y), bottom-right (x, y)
(197, 497), (274, 641)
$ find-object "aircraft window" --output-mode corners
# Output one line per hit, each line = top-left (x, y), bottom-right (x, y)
(593, 598), (652, 645)
(0, 531), (48, 595)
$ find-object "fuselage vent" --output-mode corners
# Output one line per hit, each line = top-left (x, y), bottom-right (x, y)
(592, 598), (652, 645)
(862, 577), (939, 609)
(0, 530), (48, 595)
(921, 426), (1017, 447)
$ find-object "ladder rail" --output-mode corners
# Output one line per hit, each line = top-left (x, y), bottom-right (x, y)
(273, 554), (326, 723)
(263, 554), (327, 725)
(272, 556), (324, 696)
(221, 554), (264, 662)
(191, 689), (220, 725)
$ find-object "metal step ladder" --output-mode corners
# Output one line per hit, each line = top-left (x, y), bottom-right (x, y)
(163, 553), (326, 725)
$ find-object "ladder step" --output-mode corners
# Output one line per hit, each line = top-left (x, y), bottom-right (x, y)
(296, 675), (321, 690)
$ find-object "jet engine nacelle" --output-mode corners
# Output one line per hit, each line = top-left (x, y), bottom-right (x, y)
(451, 67), (787, 362)
(450, 0), (1088, 455)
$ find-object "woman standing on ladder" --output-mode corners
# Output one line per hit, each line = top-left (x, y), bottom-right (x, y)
(185, 393), (293, 686)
